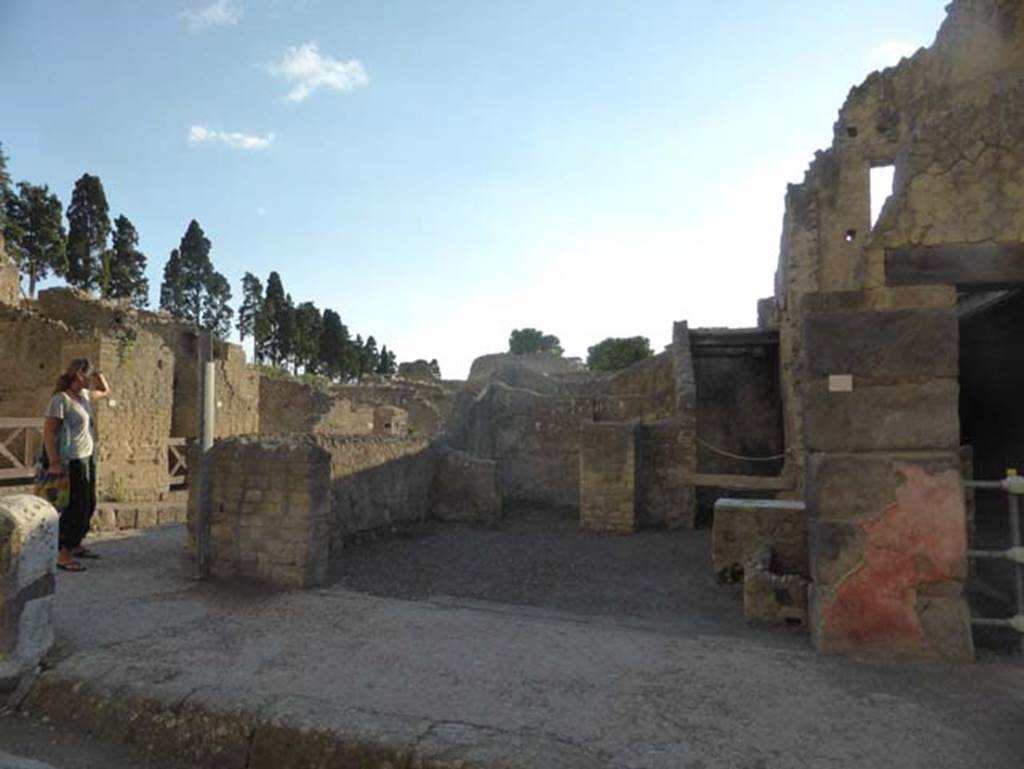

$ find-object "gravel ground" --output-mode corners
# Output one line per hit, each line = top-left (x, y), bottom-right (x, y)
(330, 508), (763, 634)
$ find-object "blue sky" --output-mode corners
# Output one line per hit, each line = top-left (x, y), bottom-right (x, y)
(1, 0), (948, 378)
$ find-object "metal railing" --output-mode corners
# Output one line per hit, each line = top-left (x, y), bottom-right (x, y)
(965, 472), (1024, 654)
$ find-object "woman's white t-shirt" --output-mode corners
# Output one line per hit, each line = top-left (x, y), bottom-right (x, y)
(46, 390), (96, 460)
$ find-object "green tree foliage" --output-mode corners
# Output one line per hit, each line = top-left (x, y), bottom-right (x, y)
(159, 221), (233, 337)
(106, 214), (148, 306)
(65, 173), (110, 292)
(178, 219), (211, 322)
(586, 336), (653, 371)
(291, 301), (323, 374)
(159, 248), (184, 315)
(5, 182), (66, 297)
(262, 271), (289, 366)
(375, 345), (397, 377)
(509, 328), (562, 355)
(319, 308), (352, 380)
(361, 335), (380, 376)
(0, 143), (12, 257)
(237, 272), (268, 361)
(202, 270), (234, 338)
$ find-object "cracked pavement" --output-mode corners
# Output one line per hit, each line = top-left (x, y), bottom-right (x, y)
(6, 523), (1024, 768)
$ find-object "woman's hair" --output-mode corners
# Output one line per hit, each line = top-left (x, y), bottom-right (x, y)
(53, 358), (91, 394)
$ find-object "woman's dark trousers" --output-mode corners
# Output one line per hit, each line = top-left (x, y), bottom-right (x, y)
(60, 457), (96, 550)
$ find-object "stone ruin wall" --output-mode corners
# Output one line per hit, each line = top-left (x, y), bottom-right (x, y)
(774, 0), (1024, 489)
(258, 376), (410, 437)
(312, 434), (434, 551)
(453, 342), (698, 525)
(770, 0), (1024, 659)
(467, 351), (584, 382)
(191, 433), (500, 587)
(36, 288), (259, 445)
(333, 379), (456, 438)
(0, 301), (174, 502)
(142, 320), (259, 442)
(0, 288), (258, 504)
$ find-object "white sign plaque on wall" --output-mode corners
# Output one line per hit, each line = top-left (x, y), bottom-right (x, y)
(828, 374), (854, 392)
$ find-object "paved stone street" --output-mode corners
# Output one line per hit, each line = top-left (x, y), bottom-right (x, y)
(4, 522), (1024, 768)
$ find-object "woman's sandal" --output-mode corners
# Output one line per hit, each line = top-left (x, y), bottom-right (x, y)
(57, 561), (87, 572)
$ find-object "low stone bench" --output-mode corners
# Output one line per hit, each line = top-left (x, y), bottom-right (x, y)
(0, 494), (58, 693)
(712, 498), (807, 583)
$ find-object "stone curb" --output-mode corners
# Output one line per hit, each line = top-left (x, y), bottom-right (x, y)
(19, 668), (604, 769)
(17, 671), (500, 769)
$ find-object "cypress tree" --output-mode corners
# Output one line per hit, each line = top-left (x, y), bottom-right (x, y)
(66, 173), (110, 292)
(159, 248), (185, 316)
(107, 214), (149, 307)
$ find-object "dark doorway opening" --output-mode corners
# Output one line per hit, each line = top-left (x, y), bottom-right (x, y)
(959, 288), (1024, 655)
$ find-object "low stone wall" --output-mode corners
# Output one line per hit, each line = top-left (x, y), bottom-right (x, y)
(313, 435), (434, 552)
(194, 436), (331, 589)
(431, 447), (501, 523)
(0, 495), (57, 693)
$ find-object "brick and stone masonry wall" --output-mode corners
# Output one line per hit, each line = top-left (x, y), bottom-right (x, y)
(0, 495), (58, 693)
(0, 262), (19, 307)
(431, 446), (501, 524)
(312, 435), (435, 552)
(579, 422), (639, 533)
(259, 376), (379, 436)
(464, 380), (593, 509)
(0, 302), (175, 502)
(190, 434), (505, 586)
(194, 436), (331, 589)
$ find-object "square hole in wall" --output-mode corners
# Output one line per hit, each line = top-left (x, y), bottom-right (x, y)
(870, 165), (895, 228)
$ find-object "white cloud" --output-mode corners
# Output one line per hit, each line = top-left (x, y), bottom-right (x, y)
(866, 40), (919, 70)
(188, 125), (274, 150)
(272, 42), (368, 102)
(179, 0), (243, 31)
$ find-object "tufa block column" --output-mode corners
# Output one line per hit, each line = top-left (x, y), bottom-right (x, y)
(0, 495), (58, 693)
(801, 287), (972, 661)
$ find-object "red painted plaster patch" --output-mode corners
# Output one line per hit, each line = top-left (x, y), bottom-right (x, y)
(822, 464), (965, 651)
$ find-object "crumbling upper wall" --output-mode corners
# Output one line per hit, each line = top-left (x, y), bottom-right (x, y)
(593, 352), (676, 423)
(773, 0), (1024, 494)
(334, 380), (455, 438)
(260, 376), (368, 435)
(468, 352), (585, 382)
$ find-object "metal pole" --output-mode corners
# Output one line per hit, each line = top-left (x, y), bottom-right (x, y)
(1008, 490), (1024, 655)
(196, 330), (215, 579)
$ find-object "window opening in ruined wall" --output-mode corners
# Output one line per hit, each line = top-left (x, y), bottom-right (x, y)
(870, 165), (895, 229)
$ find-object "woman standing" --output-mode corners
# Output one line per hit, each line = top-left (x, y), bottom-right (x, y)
(43, 358), (111, 572)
